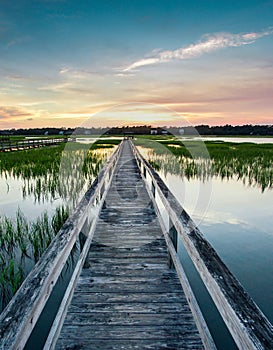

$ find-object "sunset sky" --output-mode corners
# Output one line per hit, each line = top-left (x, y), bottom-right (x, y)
(0, 0), (273, 128)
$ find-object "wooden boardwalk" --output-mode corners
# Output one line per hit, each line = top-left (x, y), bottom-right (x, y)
(56, 141), (204, 349)
(0, 137), (67, 152)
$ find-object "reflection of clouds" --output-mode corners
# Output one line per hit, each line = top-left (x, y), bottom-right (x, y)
(188, 176), (273, 237)
(194, 210), (249, 227)
(0, 177), (24, 204)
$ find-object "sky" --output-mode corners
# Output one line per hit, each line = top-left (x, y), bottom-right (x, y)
(0, 0), (273, 128)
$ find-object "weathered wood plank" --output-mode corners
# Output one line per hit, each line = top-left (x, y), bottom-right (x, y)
(70, 283), (182, 294)
(88, 241), (168, 257)
(70, 292), (188, 303)
(87, 256), (169, 263)
(56, 339), (203, 350)
(82, 263), (171, 274)
(67, 302), (193, 314)
(57, 324), (201, 339)
(62, 311), (195, 326)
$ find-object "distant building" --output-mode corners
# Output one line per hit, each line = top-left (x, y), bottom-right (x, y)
(179, 128), (185, 135)
(151, 129), (158, 135)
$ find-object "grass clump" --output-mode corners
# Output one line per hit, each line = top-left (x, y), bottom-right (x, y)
(0, 206), (69, 312)
(0, 142), (114, 206)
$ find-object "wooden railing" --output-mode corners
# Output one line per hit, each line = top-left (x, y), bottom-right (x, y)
(132, 141), (273, 350)
(0, 138), (69, 152)
(0, 141), (123, 350)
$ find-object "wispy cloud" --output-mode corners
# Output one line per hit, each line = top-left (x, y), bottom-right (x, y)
(59, 66), (100, 79)
(5, 73), (34, 82)
(18, 100), (57, 107)
(38, 82), (72, 92)
(0, 106), (32, 119)
(6, 35), (31, 48)
(122, 28), (273, 72)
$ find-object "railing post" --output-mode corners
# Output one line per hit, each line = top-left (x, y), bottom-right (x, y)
(168, 220), (178, 269)
(169, 224), (178, 251)
(100, 182), (105, 200)
(143, 167), (146, 178)
(109, 164), (112, 180)
(151, 181), (155, 197)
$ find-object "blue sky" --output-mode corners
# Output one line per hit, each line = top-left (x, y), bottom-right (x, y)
(0, 0), (273, 128)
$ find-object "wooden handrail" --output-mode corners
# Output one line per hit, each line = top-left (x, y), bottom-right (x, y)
(132, 141), (273, 350)
(0, 141), (123, 350)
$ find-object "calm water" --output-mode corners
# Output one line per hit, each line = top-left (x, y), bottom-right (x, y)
(138, 144), (273, 349)
(185, 136), (273, 144)
(0, 176), (64, 220)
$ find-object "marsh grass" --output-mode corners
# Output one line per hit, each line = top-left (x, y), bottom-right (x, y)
(90, 138), (121, 149)
(135, 139), (273, 191)
(0, 206), (69, 311)
(0, 141), (115, 205)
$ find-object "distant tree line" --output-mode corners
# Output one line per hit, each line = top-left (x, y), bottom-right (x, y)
(193, 124), (273, 136)
(0, 127), (75, 136)
(1, 124), (273, 136)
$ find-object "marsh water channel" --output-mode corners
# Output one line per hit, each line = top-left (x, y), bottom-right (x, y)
(0, 137), (272, 349)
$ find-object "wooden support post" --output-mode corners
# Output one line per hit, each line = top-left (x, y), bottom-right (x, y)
(168, 220), (178, 269)
(151, 181), (155, 197)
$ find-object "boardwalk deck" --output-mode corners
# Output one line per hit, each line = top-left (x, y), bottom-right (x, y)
(55, 141), (204, 349)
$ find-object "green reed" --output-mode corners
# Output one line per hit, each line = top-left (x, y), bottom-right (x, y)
(0, 206), (69, 312)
